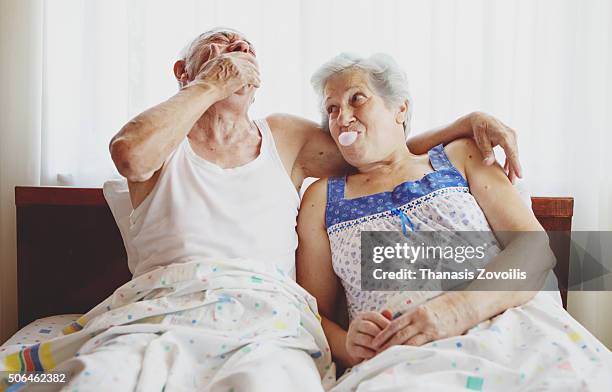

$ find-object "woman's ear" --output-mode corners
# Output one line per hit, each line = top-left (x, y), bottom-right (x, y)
(395, 100), (409, 124)
(173, 60), (188, 87)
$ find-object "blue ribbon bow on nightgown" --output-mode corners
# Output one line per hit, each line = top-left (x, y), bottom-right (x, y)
(391, 208), (415, 236)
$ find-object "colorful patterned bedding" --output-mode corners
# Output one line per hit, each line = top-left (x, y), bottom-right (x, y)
(1, 315), (81, 349)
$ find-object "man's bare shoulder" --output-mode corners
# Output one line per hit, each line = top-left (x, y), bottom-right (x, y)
(263, 114), (320, 184)
(266, 113), (346, 180)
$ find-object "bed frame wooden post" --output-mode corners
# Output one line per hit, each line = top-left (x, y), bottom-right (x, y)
(530, 197), (574, 309)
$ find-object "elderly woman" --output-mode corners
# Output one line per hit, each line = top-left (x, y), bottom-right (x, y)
(297, 53), (612, 390)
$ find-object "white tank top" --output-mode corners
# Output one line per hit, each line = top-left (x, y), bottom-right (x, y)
(128, 119), (300, 278)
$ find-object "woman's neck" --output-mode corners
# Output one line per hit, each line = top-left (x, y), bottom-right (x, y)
(356, 146), (420, 175)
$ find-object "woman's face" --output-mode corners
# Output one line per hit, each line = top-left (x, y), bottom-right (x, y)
(324, 69), (407, 167)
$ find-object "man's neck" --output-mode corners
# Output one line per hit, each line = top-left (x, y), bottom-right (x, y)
(189, 106), (257, 145)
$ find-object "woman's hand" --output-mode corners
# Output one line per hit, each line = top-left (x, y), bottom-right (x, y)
(372, 292), (479, 352)
(346, 311), (391, 366)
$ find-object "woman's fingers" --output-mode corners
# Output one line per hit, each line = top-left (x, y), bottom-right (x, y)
(347, 327), (377, 358)
(356, 320), (384, 337)
(377, 324), (421, 352)
(371, 313), (412, 348)
(352, 332), (378, 349)
(349, 344), (376, 360)
(405, 333), (430, 347)
(361, 312), (392, 330)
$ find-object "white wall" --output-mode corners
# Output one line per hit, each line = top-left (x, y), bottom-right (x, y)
(0, 0), (44, 343)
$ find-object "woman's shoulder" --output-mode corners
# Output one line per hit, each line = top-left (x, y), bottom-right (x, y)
(443, 138), (483, 177)
(444, 137), (482, 157)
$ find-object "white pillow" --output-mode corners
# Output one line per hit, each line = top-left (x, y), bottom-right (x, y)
(103, 179), (137, 274)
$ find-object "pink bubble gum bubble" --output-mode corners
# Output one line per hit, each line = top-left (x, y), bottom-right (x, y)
(338, 131), (358, 146)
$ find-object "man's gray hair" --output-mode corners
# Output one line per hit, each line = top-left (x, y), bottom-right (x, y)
(177, 27), (251, 86)
(310, 52), (412, 137)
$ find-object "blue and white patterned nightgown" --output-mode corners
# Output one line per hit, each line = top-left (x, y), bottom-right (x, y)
(326, 144), (501, 322)
(324, 144), (611, 391)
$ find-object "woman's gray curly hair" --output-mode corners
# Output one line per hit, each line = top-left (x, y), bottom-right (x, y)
(310, 52), (412, 138)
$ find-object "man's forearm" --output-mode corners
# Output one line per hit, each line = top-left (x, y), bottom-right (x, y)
(110, 82), (221, 181)
(406, 113), (473, 154)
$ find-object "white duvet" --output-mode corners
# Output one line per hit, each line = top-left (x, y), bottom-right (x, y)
(0, 259), (335, 391)
(332, 291), (612, 391)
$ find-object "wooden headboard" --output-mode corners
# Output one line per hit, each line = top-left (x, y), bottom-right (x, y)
(14, 186), (574, 328)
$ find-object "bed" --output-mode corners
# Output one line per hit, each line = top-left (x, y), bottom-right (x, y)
(7, 186), (574, 345)
(5, 187), (611, 391)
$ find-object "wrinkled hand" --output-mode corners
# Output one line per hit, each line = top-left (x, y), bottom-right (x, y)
(190, 52), (260, 100)
(469, 112), (522, 183)
(346, 311), (391, 366)
(372, 293), (478, 352)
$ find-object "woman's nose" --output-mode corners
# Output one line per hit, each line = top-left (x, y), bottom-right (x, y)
(230, 40), (250, 53)
(337, 107), (354, 127)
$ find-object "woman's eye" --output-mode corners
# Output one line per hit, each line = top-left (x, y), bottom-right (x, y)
(351, 93), (366, 104)
(327, 106), (338, 114)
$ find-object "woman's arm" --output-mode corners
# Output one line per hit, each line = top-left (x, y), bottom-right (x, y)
(297, 179), (391, 367)
(296, 179), (353, 368)
(372, 138), (554, 350)
(446, 138), (555, 319)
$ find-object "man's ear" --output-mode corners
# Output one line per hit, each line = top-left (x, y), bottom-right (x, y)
(173, 60), (188, 87)
(395, 100), (409, 124)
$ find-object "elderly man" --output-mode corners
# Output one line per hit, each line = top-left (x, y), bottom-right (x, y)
(110, 27), (521, 277)
(0, 28), (522, 392)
